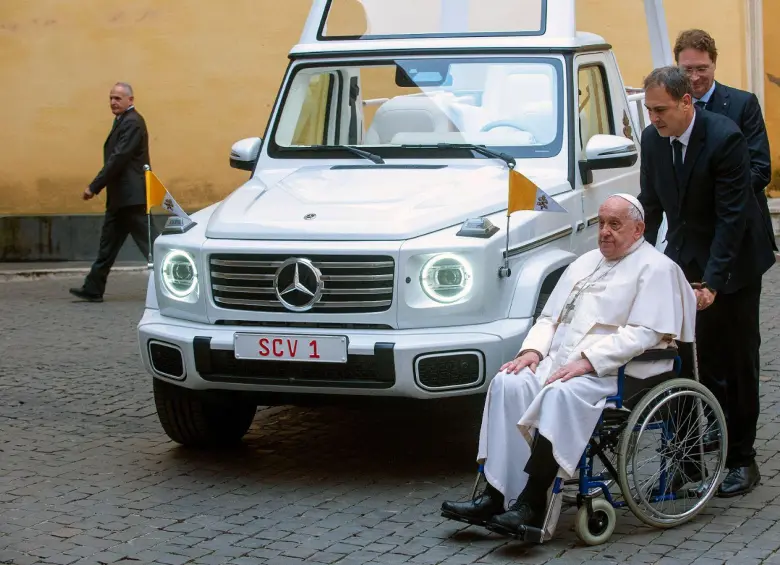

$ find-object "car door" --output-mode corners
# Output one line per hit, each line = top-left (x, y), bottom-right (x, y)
(574, 52), (641, 254)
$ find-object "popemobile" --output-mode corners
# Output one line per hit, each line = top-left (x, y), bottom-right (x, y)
(138, 0), (659, 447)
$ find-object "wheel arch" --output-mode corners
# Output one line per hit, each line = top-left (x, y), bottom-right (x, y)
(507, 249), (575, 320)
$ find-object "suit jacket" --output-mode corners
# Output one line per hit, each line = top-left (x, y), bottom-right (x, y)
(639, 108), (775, 294)
(88, 107), (150, 211)
(703, 81), (776, 250)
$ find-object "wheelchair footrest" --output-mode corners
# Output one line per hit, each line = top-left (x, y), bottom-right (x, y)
(440, 510), (489, 527)
(485, 522), (544, 543)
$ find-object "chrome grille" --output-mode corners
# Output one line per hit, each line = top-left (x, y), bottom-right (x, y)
(209, 254), (395, 313)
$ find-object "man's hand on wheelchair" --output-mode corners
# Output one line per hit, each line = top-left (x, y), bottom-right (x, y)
(694, 288), (716, 310)
(545, 357), (595, 385)
(691, 282), (716, 311)
(501, 351), (542, 374)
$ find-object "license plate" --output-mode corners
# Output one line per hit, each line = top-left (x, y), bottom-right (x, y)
(233, 333), (348, 363)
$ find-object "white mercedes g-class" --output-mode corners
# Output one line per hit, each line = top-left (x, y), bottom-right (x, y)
(138, 0), (649, 446)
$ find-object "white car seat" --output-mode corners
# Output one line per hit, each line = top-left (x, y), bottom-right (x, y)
(448, 66), (557, 145)
(364, 95), (454, 145)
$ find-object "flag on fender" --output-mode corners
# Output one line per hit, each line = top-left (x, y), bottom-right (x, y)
(145, 169), (190, 219)
(507, 168), (566, 215)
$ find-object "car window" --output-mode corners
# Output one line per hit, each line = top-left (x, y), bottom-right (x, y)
(578, 65), (612, 149)
(270, 56), (565, 160)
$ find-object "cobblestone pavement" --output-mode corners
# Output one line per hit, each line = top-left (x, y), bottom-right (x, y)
(2, 268), (780, 565)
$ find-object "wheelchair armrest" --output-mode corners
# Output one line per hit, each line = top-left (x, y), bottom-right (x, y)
(630, 348), (679, 362)
(612, 348), (680, 409)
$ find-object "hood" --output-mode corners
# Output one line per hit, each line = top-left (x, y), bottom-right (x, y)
(206, 163), (568, 241)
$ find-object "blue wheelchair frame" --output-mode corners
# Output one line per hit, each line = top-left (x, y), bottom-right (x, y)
(564, 348), (683, 511)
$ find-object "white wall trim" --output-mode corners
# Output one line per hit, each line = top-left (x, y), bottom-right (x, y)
(745, 0), (765, 108)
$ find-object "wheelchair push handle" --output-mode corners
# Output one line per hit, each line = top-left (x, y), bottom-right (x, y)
(690, 281), (714, 293)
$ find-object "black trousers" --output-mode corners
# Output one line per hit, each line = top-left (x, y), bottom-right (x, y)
(678, 263), (762, 469)
(83, 204), (158, 296)
(525, 435), (559, 481)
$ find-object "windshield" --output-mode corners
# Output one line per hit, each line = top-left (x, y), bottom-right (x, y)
(269, 56), (564, 160)
(320, 0), (546, 39)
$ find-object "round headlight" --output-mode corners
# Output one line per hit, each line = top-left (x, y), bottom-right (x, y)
(420, 253), (473, 303)
(161, 250), (198, 298)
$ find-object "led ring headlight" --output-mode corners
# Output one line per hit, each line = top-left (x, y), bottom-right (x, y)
(420, 253), (473, 303)
(161, 250), (198, 298)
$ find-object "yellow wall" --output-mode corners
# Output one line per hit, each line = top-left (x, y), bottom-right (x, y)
(764, 0), (780, 194)
(0, 0), (761, 215)
(0, 0), (311, 215)
(577, 0), (746, 89)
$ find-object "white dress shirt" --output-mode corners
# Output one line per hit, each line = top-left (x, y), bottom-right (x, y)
(669, 111), (696, 163)
(694, 82), (717, 106)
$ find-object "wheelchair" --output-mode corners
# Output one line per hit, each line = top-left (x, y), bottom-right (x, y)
(467, 344), (728, 546)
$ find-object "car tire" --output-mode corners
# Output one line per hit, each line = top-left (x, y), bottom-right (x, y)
(153, 378), (257, 448)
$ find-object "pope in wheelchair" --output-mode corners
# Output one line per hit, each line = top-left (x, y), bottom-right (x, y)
(441, 194), (727, 545)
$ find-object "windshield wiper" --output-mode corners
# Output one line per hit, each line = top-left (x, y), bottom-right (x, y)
(309, 144), (385, 164)
(399, 143), (516, 168)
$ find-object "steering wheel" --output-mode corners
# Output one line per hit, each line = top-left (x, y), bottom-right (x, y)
(479, 120), (528, 133)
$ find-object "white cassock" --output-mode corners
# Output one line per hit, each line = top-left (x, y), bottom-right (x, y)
(477, 238), (696, 538)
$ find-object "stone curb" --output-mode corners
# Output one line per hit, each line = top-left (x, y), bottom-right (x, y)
(0, 265), (148, 282)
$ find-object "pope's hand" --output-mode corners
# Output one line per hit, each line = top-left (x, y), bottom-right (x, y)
(500, 351), (541, 374)
(545, 358), (595, 385)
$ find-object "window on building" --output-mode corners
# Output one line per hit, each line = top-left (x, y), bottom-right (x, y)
(578, 66), (612, 149)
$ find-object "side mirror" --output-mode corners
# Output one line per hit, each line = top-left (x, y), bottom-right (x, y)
(579, 134), (638, 184)
(230, 137), (263, 171)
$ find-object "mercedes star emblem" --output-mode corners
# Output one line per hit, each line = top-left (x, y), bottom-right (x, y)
(273, 258), (323, 312)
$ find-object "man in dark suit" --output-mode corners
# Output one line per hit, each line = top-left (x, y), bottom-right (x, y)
(674, 29), (775, 251)
(639, 66), (775, 497)
(70, 82), (156, 302)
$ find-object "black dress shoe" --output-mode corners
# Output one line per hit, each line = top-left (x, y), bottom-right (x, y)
(484, 500), (545, 540)
(717, 462), (760, 498)
(69, 287), (103, 302)
(441, 483), (504, 526)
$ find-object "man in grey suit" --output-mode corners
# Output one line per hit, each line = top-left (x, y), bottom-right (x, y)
(70, 82), (156, 302)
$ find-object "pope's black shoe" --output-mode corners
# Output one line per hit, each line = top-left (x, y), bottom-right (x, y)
(716, 461), (760, 498)
(69, 287), (103, 302)
(441, 483), (504, 526)
(484, 499), (546, 541)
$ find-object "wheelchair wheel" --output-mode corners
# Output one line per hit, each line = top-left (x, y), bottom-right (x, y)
(574, 498), (616, 546)
(617, 379), (727, 529)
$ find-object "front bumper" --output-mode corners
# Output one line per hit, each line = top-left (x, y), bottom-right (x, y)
(137, 309), (532, 399)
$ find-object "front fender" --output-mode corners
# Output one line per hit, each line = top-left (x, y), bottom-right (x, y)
(508, 249), (575, 319)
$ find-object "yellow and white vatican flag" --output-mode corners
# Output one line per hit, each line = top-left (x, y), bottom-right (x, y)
(507, 168), (566, 216)
(498, 167), (567, 278)
(145, 167), (191, 220)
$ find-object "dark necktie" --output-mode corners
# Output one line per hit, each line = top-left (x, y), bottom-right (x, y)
(672, 139), (685, 187)
(695, 100), (706, 111)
